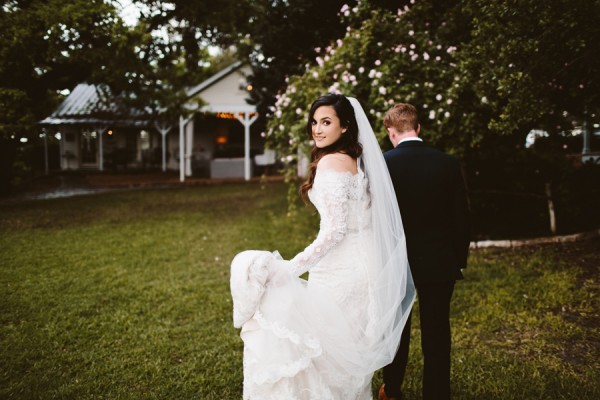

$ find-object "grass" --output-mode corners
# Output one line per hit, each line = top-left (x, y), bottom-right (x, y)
(0, 182), (598, 399)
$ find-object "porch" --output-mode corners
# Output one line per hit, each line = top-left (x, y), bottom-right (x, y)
(39, 62), (279, 181)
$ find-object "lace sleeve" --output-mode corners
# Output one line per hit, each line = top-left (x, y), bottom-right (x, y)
(289, 171), (353, 276)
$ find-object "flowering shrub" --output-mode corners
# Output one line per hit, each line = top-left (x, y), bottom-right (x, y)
(264, 1), (486, 201)
(261, 0), (599, 227)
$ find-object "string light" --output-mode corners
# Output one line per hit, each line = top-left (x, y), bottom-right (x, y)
(216, 112), (237, 120)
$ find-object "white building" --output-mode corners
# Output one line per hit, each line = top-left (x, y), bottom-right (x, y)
(40, 62), (275, 180)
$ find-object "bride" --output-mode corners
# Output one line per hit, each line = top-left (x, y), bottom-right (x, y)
(230, 94), (415, 399)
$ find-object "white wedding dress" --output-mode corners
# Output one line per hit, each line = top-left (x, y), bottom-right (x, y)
(231, 96), (415, 400)
(233, 166), (378, 399)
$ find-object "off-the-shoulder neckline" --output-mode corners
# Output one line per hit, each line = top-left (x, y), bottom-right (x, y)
(314, 168), (362, 179)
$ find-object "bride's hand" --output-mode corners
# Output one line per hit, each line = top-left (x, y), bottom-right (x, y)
(266, 258), (292, 286)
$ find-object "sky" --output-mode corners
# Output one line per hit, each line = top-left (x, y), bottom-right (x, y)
(116, 0), (220, 55)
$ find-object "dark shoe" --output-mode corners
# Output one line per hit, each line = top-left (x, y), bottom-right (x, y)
(378, 384), (398, 400)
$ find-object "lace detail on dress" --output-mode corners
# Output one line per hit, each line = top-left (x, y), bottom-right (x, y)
(230, 251), (272, 328)
(248, 309), (322, 385)
(236, 164), (376, 399)
(289, 170), (362, 276)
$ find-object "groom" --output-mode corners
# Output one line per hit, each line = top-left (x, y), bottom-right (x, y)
(380, 103), (470, 400)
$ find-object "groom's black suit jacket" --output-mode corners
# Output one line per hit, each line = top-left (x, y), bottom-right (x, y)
(384, 140), (470, 284)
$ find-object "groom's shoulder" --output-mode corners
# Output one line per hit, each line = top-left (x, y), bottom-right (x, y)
(383, 147), (398, 162)
(424, 148), (461, 171)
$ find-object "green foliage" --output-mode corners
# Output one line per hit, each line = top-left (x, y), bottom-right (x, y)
(0, 184), (598, 398)
(264, 0), (600, 179)
(459, 0), (600, 134)
(264, 1), (481, 167)
(0, 0), (132, 137)
(136, 0), (355, 117)
(0, 89), (34, 137)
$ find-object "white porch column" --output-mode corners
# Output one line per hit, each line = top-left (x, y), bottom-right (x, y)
(161, 131), (168, 172)
(179, 115), (193, 182)
(234, 112), (259, 181)
(185, 118), (194, 177)
(179, 115), (185, 182)
(43, 128), (49, 175)
(98, 131), (104, 171)
(59, 130), (65, 170)
(98, 129), (104, 172)
(155, 122), (172, 172)
(582, 107), (591, 156)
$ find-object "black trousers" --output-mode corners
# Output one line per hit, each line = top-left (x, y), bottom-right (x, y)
(383, 281), (455, 400)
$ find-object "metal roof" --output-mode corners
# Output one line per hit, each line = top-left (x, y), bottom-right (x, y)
(39, 83), (151, 127)
(39, 61), (252, 127)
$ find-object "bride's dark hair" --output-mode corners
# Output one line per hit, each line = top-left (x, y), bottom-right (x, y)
(299, 93), (362, 202)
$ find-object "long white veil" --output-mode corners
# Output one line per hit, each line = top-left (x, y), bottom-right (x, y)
(345, 96), (415, 372)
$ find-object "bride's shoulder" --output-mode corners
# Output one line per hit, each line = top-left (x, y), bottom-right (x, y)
(317, 153), (357, 174)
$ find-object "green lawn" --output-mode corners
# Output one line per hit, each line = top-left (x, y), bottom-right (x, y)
(1, 182), (598, 399)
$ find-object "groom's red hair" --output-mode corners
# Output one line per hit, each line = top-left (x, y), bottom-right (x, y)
(384, 103), (419, 133)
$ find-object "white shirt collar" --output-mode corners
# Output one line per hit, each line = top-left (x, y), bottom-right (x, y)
(397, 137), (423, 146)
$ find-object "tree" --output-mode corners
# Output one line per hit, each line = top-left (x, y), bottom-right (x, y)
(0, 0), (223, 191)
(98, 18), (215, 126)
(0, 0), (139, 191)
(264, 0), (600, 165)
(0, 0), (135, 137)
(264, 1), (474, 163)
(458, 0), (600, 136)
(134, 0), (355, 116)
